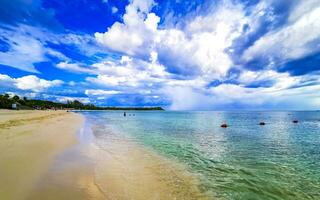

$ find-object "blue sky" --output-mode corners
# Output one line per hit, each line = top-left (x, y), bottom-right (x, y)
(0, 0), (319, 110)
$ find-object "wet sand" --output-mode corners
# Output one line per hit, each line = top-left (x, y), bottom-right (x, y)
(0, 110), (84, 200)
(26, 121), (208, 200)
(0, 110), (208, 200)
(91, 124), (208, 200)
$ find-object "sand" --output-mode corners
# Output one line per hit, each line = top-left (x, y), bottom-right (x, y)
(0, 110), (84, 200)
(0, 110), (208, 200)
(26, 123), (208, 200)
(88, 124), (208, 200)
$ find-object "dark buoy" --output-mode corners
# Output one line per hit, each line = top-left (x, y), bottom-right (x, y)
(221, 123), (228, 128)
(292, 120), (298, 123)
(259, 122), (266, 125)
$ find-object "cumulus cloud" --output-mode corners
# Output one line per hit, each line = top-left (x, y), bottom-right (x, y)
(15, 76), (63, 92)
(90, 0), (320, 109)
(159, 2), (248, 78)
(86, 55), (169, 88)
(95, 0), (159, 57)
(0, 74), (15, 87)
(0, 74), (62, 92)
(95, 0), (248, 78)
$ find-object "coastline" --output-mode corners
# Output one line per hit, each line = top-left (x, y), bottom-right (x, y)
(0, 110), (84, 200)
(0, 110), (208, 200)
(90, 123), (208, 200)
(26, 115), (209, 200)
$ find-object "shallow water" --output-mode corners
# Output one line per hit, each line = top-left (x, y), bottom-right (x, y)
(82, 111), (320, 199)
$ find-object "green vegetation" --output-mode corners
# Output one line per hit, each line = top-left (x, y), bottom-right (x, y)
(0, 94), (164, 111)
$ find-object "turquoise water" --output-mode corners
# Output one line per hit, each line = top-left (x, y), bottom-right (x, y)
(82, 111), (320, 199)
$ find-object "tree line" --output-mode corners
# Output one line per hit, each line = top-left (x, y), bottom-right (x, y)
(0, 94), (164, 111)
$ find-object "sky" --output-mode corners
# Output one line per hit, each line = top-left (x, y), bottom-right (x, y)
(0, 0), (319, 110)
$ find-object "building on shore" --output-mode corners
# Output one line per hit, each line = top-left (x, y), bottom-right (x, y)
(11, 102), (21, 110)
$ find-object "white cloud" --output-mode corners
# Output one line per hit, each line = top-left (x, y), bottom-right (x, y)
(0, 74), (15, 87)
(15, 75), (63, 92)
(0, 24), (101, 73)
(0, 74), (63, 92)
(209, 84), (265, 105)
(56, 62), (94, 74)
(164, 86), (211, 110)
(238, 70), (301, 90)
(84, 0), (320, 109)
(0, 28), (46, 73)
(46, 49), (70, 61)
(95, 0), (158, 57)
(95, 0), (320, 83)
(85, 89), (121, 96)
(95, 0), (248, 78)
(144, 13), (160, 31)
(160, 68), (320, 110)
(87, 55), (168, 88)
(164, 81), (320, 110)
(243, 1), (320, 64)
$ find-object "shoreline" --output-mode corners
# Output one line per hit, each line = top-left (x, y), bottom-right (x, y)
(0, 110), (84, 200)
(0, 110), (209, 199)
(90, 122), (208, 200)
(24, 113), (209, 199)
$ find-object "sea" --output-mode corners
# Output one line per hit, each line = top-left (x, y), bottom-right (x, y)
(81, 111), (320, 199)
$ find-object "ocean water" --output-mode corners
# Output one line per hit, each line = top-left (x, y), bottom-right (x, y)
(81, 111), (320, 199)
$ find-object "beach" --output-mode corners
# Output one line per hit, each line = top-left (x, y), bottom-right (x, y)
(1, 110), (319, 199)
(0, 110), (84, 200)
(0, 110), (208, 200)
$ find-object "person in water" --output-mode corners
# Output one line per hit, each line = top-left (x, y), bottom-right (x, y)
(124, 112), (126, 117)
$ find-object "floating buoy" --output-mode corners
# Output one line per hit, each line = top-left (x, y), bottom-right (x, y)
(259, 122), (266, 125)
(221, 123), (228, 128)
(292, 120), (298, 123)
